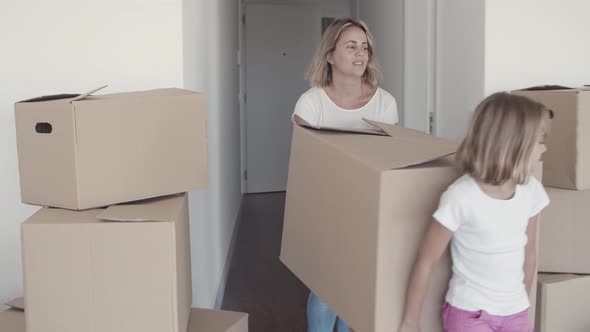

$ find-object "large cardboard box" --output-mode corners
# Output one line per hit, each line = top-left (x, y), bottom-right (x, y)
(21, 194), (191, 332)
(513, 87), (590, 190)
(281, 122), (460, 332)
(535, 273), (590, 332)
(281, 122), (541, 331)
(188, 308), (248, 332)
(15, 87), (208, 210)
(538, 187), (590, 273)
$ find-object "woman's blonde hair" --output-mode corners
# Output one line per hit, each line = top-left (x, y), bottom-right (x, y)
(457, 92), (552, 185)
(305, 18), (382, 87)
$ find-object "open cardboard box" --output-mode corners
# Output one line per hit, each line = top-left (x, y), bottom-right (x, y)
(15, 86), (208, 210)
(281, 120), (540, 331)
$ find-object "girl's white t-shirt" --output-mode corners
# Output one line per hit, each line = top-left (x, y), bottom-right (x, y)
(292, 87), (399, 128)
(433, 175), (550, 315)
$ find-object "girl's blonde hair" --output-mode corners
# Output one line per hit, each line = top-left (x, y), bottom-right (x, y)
(305, 18), (382, 87)
(457, 92), (552, 185)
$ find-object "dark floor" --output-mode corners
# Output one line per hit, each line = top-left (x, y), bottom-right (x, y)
(221, 192), (309, 332)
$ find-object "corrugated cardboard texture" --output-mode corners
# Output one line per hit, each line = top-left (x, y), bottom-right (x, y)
(187, 308), (248, 332)
(15, 88), (208, 209)
(535, 274), (590, 332)
(0, 309), (25, 332)
(513, 88), (590, 189)
(21, 194), (191, 332)
(538, 187), (590, 273)
(281, 124), (541, 332)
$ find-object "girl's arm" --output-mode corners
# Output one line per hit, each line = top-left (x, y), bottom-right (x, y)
(400, 219), (453, 332)
(524, 214), (539, 295)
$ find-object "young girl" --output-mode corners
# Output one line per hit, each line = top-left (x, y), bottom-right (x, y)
(399, 92), (552, 332)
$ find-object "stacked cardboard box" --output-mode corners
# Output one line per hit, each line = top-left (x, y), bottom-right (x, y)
(514, 87), (590, 332)
(1, 87), (247, 332)
(280, 121), (540, 331)
(2, 298), (249, 332)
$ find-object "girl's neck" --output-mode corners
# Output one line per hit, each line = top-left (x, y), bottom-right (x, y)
(476, 180), (516, 200)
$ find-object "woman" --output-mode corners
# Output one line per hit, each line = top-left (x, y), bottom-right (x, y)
(293, 18), (398, 131)
(292, 17), (399, 332)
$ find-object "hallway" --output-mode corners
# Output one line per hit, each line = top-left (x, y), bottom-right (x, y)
(222, 192), (309, 332)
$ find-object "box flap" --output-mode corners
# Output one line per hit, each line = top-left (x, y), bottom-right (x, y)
(538, 273), (579, 285)
(70, 85), (108, 102)
(299, 122), (387, 136)
(17, 93), (80, 103)
(17, 86), (108, 104)
(4, 297), (24, 310)
(516, 85), (574, 91)
(96, 194), (185, 222)
(514, 85), (590, 93)
(307, 120), (458, 170)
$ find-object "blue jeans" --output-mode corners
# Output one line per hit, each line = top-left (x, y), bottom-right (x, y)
(307, 292), (350, 332)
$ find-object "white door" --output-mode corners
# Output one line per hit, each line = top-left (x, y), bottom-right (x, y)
(243, 4), (320, 193)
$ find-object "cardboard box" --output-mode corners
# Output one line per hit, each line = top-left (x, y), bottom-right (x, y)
(188, 308), (248, 332)
(281, 122), (541, 331)
(0, 305), (247, 332)
(513, 87), (590, 190)
(535, 273), (590, 332)
(21, 194), (191, 332)
(281, 122), (459, 332)
(538, 187), (590, 273)
(15, 87), (208, 210)
(0, 309), (25, 332)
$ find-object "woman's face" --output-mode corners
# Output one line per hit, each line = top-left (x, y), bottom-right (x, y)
(328, 26), (369, 79)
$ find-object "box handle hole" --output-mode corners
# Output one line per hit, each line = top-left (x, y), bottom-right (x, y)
(35, 123), (53, 134)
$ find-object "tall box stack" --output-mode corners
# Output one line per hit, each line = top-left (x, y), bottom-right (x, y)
(1, 87), (248, 332)
(514, 86), (590, 331)
(280, 121), (539, 331)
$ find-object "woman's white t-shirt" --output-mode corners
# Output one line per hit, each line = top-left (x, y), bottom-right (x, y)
(433, 175), (550, 315)
(292, 87), (399, 128)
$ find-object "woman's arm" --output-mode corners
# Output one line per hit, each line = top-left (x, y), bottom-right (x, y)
(400, 220), (453, 332)
(524, 214), (539, 295)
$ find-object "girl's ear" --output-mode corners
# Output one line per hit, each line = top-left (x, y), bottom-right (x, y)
(326, 53), (334, 64)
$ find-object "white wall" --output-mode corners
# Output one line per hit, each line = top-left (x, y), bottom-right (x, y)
(404, 0), (434, 132)
(1, 0), (241, 310)
(435, 0), (590, 141)
(184, 0), (242, 308)
(435, 0), (485, 141)
(358, 0), (405, 125)
(484, 0), (590, 94)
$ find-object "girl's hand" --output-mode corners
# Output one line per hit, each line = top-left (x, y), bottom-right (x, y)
(399, 320), (420, 332)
